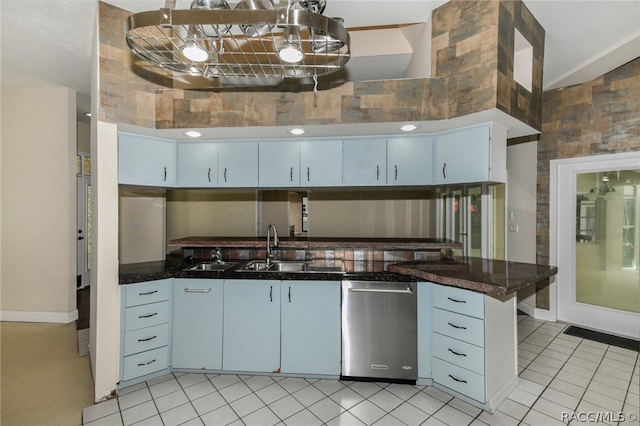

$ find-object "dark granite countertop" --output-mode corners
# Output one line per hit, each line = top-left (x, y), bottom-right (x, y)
(388, 257), (558, 296)
(119, 254), (415, 284)
(120, 254), (557, 296)
(168, 236), (462, 250)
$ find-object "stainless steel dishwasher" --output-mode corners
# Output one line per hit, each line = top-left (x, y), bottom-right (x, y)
(341, 280), (417, 382)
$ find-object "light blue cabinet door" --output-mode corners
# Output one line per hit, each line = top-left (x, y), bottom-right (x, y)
(387, 135), (434, 185)
(118, 132), (176, 187)
(223, 280), (281, 373)
(259, 141), (300, 187)
(434, 125), (490, 184)
(342, 138), (387, 186)
(280, 281), (341, 375)
(177, 142), (218, 187)
(218, 141), (258, 187)
(300, 139), (342, 186)
(172, 279), (224, 370)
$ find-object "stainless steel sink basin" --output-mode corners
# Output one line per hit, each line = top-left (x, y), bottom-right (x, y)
(238, 260), (344, 273)
(184, 261), (237, 272)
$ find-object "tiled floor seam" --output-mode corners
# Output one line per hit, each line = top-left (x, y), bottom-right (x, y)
(515, 325), (584, 425)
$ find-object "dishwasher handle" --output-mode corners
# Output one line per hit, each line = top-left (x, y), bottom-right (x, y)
(348, 286), (413, 294)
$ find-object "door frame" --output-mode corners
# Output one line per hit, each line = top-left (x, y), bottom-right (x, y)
(436, 185), (493, 258)
(77, 153), (91, 289)
(550, 151), (640, 338)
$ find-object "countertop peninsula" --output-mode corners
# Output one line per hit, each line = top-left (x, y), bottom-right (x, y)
(120, 254), (557, 297)
(388, 257), (557, 296)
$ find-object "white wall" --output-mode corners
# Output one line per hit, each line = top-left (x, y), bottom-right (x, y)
(90, 120), (121, 402)
(0, 87), (77, 322)
(506, 141), (538, 311)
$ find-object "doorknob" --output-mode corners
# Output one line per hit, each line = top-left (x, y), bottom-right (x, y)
(78, 236), (85, 241)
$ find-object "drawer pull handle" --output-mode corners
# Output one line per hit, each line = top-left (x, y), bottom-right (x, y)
(139, 290), (158, 296)
(184, 287), (212, 293)
(447, 297), (466, 304)
(138, 335), (157, 342)
(448, 322), (467, 330)
(448, 374), (467, 384)
(139, 312), (158, 319)
(448, 348), (467, 357)
(137, 359), (156, 367)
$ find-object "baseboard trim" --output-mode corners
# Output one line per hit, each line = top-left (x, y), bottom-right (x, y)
(517, 301), (535, 317)
(0, 309), (79, 324)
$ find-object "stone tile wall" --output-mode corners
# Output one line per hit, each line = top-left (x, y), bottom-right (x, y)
(535, 57), (640, 309)
(98, 0), (543, 132)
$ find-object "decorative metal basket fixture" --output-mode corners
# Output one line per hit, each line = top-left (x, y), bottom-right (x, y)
(125, 0), (350, 80)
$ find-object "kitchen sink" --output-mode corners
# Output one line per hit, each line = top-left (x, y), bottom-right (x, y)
(184, 261), (237, 272)
(238, 260), (344, 274)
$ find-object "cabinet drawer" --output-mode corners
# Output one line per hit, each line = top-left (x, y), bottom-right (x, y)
(432, 307), (484, 347)
(433, 333), (484, 375)
(125, 301), (170, 332)
(124, 323), (169, 356)
(432, 285), (484, 318)
(122, 346), (169, 381)
(433, 358), (485, 403)
(124, 281), (170, 307)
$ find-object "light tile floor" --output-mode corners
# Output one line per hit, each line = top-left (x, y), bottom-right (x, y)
(83, 315), (639, 426)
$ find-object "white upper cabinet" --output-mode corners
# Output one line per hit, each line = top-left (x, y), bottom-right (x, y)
(217, 141), (259, 187)
(387, 135), (434, 185)
(342, 138), (387, 186)
(118, 132), (176, 187)
(259, 141), (300, 187)
(300, 139), (343, 187)
(118, 122), (508, 189)
(434, 123), (507, 184)
(177, 142), (218, 187)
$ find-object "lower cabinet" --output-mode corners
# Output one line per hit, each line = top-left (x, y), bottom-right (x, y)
(222, 280), (281, 373)
(280, 280), (341, 375)
(172, 279), (224, 370)
(120, 280), (172, 383)
(430, 283), (517, 412)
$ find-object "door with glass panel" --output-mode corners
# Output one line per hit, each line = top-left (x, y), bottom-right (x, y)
(437, 185), (496, 258)
(555, 154), (639, 338)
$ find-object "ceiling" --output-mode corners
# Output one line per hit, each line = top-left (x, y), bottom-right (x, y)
(1, 0), (639, 132)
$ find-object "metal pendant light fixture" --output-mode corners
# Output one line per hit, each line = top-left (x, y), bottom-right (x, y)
(125, 0), (350, 81)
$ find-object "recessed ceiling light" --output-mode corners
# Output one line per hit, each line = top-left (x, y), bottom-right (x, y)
(400, 124), (418, 132)
(184, 131), (202, 138)
(288, 128), (306, 135)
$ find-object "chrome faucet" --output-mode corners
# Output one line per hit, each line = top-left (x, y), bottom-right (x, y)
(212, 248), (222, 263)
(266, 223), (279, 264)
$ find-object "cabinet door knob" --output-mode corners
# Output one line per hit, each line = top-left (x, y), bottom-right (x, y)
(395, 165), (398, 180)
(164, 167), (167, 181)
(448, 348), (467, 357)
(224, 168), (228, 182)
(208, 168), (211, 182)
(307, 167), (310, 182)
(442, 162), (447, 179)
(376, 165), (379, 181)
(290, 167), (293, 182)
